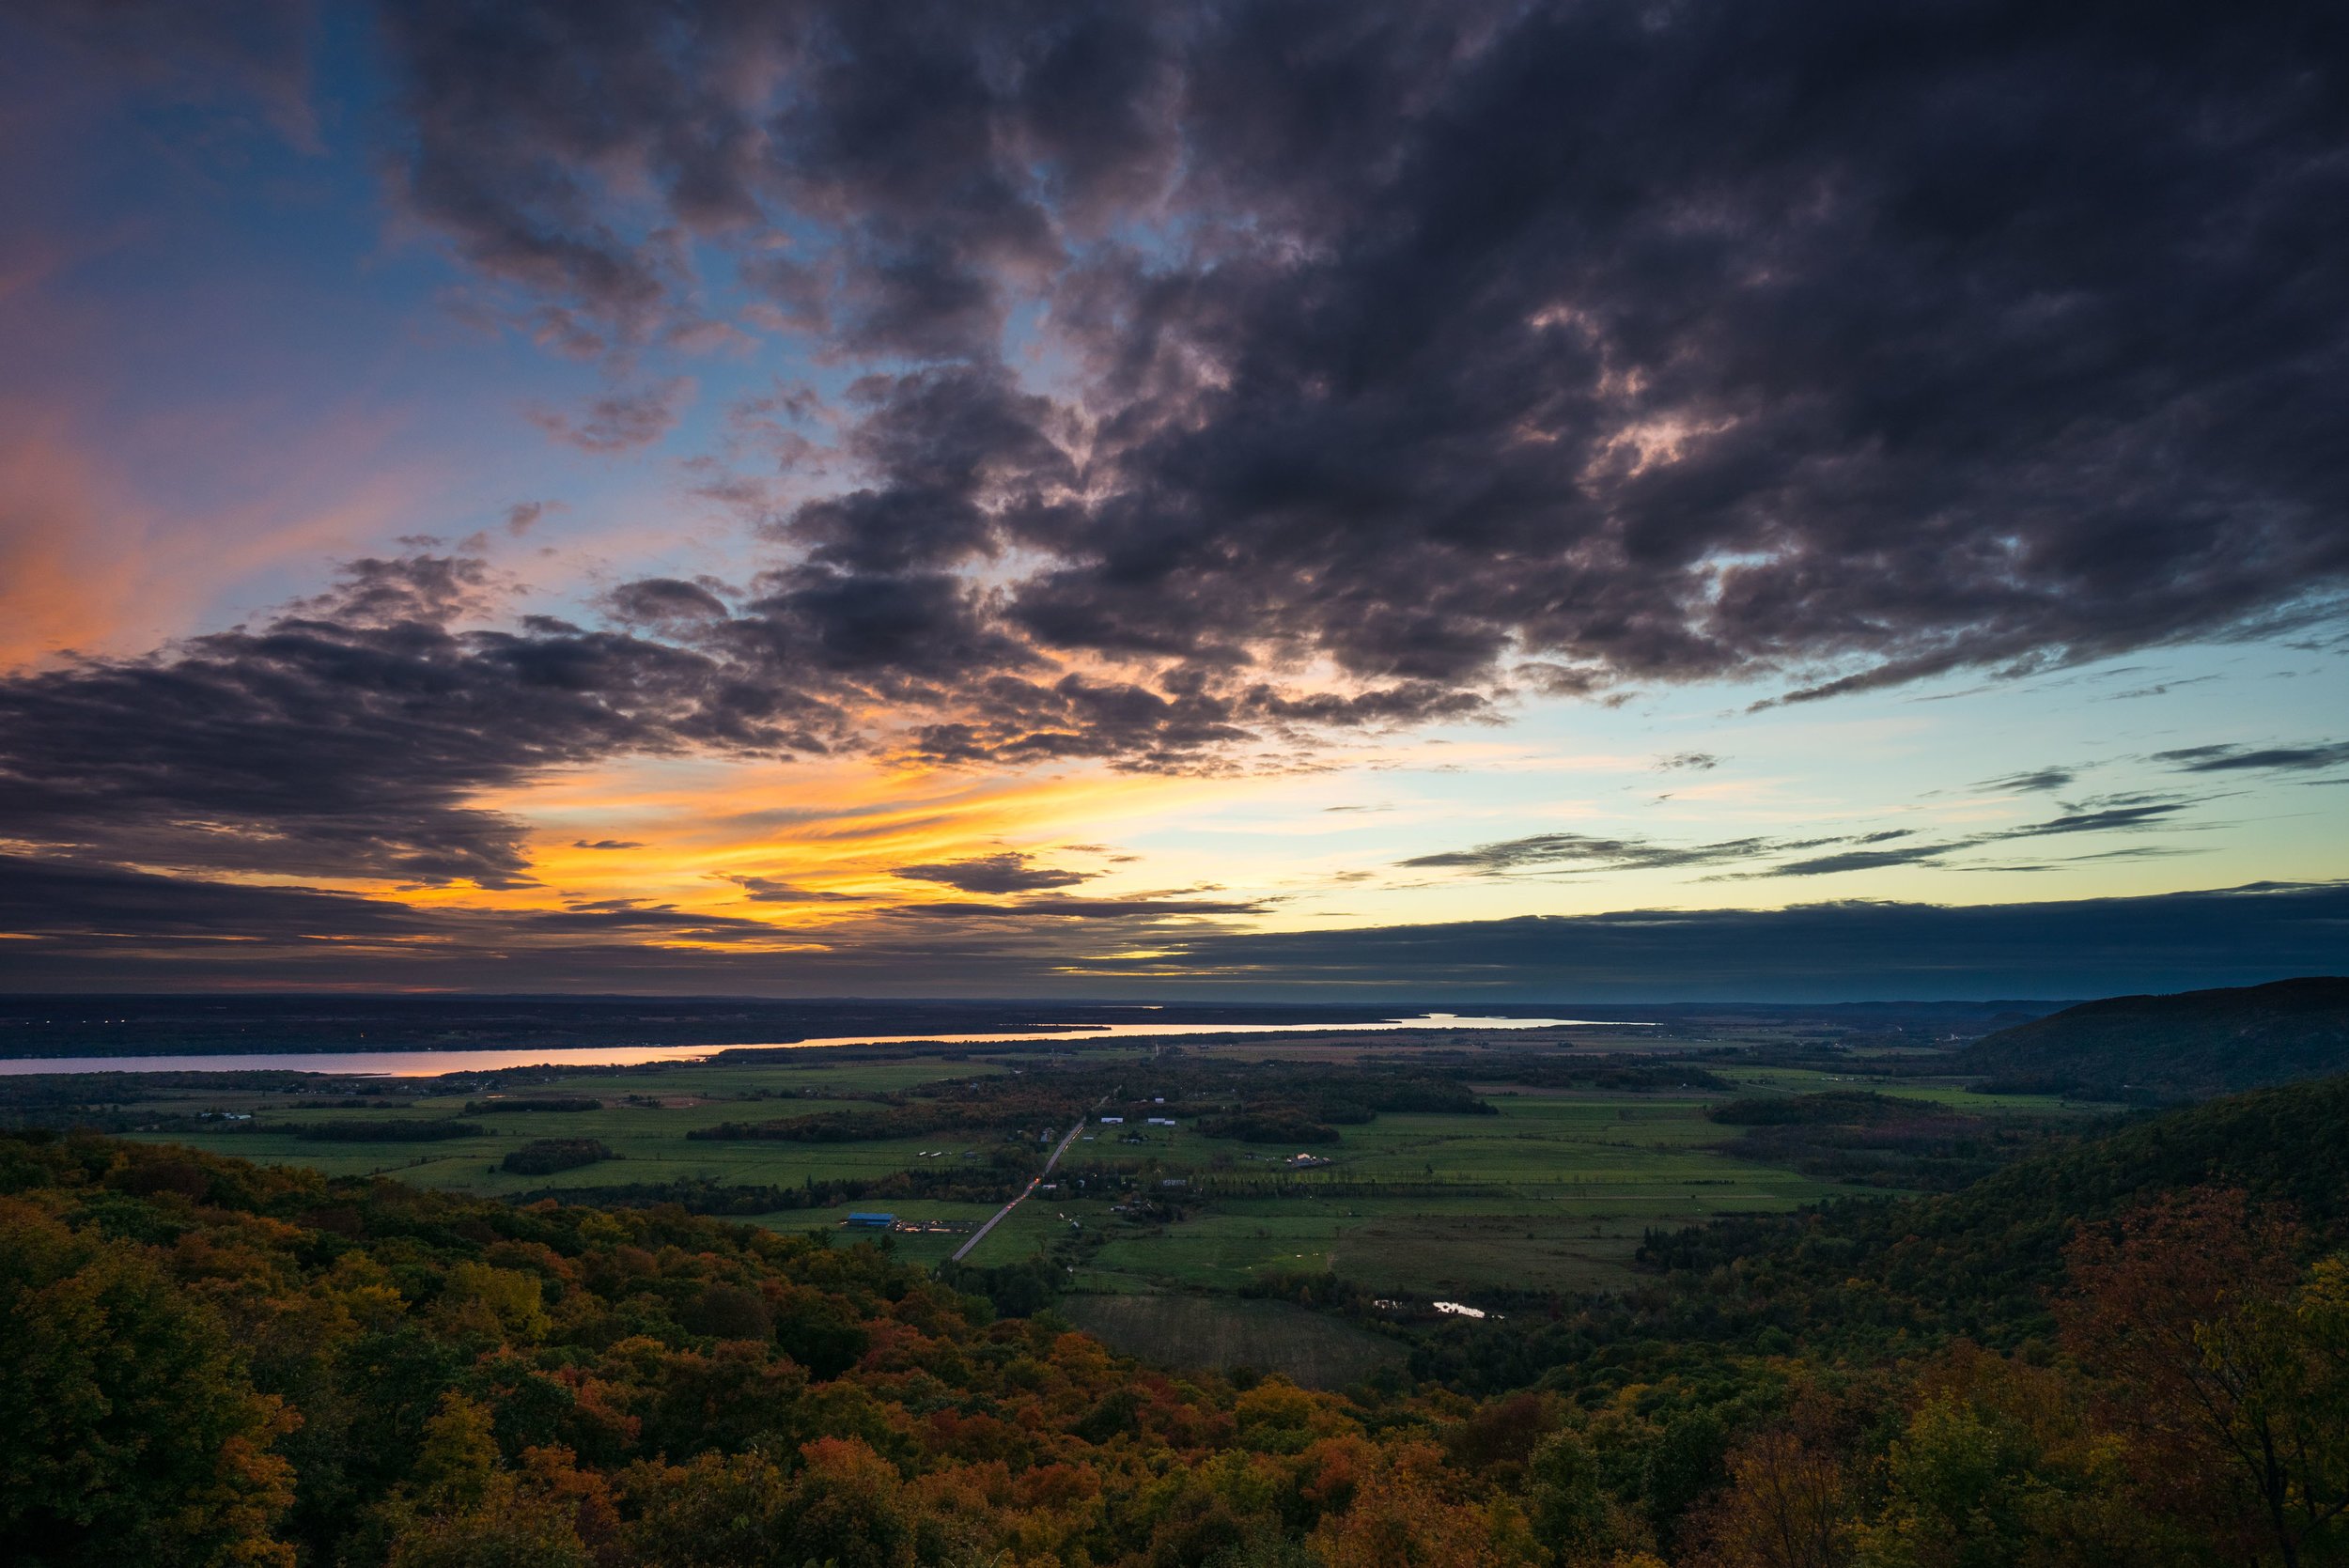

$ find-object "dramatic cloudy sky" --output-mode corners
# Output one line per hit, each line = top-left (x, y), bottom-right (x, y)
(2, 0), (2344, 998)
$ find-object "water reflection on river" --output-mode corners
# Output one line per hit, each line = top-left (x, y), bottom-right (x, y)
(0, 1013), (1638, 1077)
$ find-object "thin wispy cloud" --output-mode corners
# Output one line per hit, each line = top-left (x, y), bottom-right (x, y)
(1406, 802), (2202, 882)
(1979, 768), (2076, 794)
(2156, 741), (2349, 774)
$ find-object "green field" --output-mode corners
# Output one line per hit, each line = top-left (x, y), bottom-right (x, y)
(1013, 1090), (1853, 1296)
(78, 1032), (2090, 1306)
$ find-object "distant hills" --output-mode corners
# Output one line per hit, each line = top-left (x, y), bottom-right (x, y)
(1954, 975), (2349, 1100)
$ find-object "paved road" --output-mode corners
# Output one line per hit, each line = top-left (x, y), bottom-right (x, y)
(951, 1111), (1092, 1264)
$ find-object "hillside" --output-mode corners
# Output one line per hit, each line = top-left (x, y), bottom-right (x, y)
(1411, 1073), (2349, 1399)
(1952, 975), (2349, 1100)
(1655, 1071), (2349, 1343)
(0, 1129), (1533, 1567)
(8, 1078), (2349, 1566)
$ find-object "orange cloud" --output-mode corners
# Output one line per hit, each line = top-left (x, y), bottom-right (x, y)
(387, 751), (1239, 929)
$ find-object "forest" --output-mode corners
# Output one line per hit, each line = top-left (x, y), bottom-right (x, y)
(7, 1066), (2348, 1566)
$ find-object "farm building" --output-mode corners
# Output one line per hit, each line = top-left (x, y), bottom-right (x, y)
(843, 1212), (896, 1230)
(1097, 1115), (1124, 1125)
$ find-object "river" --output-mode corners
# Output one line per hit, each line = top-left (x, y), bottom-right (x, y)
(0, 1012), (1638, 1077)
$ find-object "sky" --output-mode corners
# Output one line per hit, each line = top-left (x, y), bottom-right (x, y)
(1, 0), (2344, 1000)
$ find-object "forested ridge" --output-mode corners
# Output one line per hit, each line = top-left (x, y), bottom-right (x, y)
(1406, 1078), (2349, 1407)
(8, 1076), (2349, 1567)
(1954, 976), (2349, 1100)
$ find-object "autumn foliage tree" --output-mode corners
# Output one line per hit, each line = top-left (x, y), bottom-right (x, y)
(2060, 1187), (2349, 1568)
(1682, 1425), (1853, 1568)
(10, 1113), (2349, 1568)
(0, 1197), (298, 1567)
(1851, 1343), (2190, 1568)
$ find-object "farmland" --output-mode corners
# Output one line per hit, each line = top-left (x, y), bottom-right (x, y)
(17, 1023), (2099, 1333)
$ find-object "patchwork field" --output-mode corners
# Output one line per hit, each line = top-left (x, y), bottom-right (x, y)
(48, 1028), (2094, 1314)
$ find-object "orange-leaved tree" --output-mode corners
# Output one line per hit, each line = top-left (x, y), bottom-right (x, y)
(1681, 1425), (1853, 1568)
(0, 1198), (298, 1568)
(2060, 1186), (2349, 1568)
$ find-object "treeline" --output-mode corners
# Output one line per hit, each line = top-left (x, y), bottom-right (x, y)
(500, 1138), (616, 1174)
(1494, 1061), (1735, 1094)
(0, 1072), (409, 1132)
(1182, 1174), (1512, 1201)
(673, 1058), (1509, 1165)
(507, 1164), (1031, 1215)
(686, 1091), (1083, 1145)
(1704, 1091), (1910, 1125)
(1702, 1091), (2080, 1191)
(465, 1096), (604, 1114)
(285, 1119), (485, 1142)
(1200, 1110), (1343, 1144)
(690, 1109), (926, 1142)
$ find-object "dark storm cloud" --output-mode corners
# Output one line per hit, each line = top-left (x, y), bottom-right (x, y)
(358, 0), (2349, 766)
(2155, 741), (2349, 774)
(0, 855), (788, 966)
(1, 536), (1355, 888)
(0, 553), (848, 886)
(1655, 753), (1720, 773)
(772, 365), (1077, 574)
(0, 853), (431, 942)
(605, 577), (732, 629)
(891, 852), (1090, 895)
